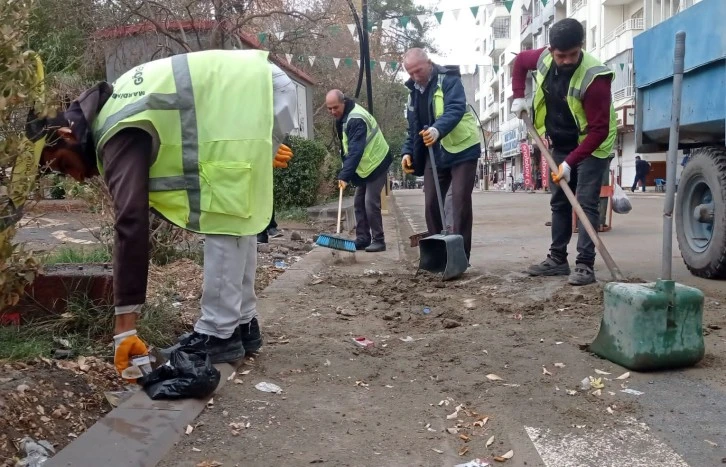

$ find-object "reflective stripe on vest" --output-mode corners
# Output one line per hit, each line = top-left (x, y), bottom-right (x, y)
(342, 104), (390, 178)
(533, 49), (617, 158)
(93, 49), (274, 236)
(432, 75), (481, 154)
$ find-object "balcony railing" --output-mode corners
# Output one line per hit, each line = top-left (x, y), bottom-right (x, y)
(612, 86), (633, 102)
(603, 18), (645, 45)
(571, 0), (587, 15)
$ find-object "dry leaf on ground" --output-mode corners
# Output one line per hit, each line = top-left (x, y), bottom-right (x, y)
(486, 435), (495, 447)
(486, 374), (503, 381)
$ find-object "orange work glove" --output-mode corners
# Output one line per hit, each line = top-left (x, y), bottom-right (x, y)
(401, 155), (414, 174)
(113, 330), (148, 382)
(274, 144), (293, 169)
(418, 127), (440, 147)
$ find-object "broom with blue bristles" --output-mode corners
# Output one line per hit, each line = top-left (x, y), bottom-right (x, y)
(315, 185), (357, 252)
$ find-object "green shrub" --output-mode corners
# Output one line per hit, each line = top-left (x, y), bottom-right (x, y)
(274, 136), (331, 209)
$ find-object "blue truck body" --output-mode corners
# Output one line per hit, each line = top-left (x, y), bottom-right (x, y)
(634, 0), (726, 152)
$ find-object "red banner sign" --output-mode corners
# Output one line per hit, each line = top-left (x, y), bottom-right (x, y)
(540, 138), (549, 188)
(521, 143), (532, 189)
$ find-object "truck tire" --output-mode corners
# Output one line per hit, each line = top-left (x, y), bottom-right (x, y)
(675, 146), (726, 279)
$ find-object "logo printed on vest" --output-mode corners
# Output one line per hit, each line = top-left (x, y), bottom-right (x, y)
(133, 65), (145, 85)
(112, 91), (146, 99)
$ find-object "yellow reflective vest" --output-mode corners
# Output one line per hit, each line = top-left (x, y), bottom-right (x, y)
(342, 104), (389, 178)
(93, 49), (274, 236)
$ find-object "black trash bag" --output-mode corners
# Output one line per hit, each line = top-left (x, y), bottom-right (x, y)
(141, 348), (220, 400)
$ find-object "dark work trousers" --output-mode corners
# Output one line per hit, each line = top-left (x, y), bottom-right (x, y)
(353, 169), (388, 244)
(424, 158), (477, 259)
(548, 149), (609, 268)
(631, 174), (646, 192)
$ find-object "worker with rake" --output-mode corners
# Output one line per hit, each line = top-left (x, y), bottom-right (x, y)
(26, 50), (298, 378)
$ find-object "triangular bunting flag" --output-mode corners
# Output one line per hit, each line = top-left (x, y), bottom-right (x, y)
(493, 65), (499, 73)
(356, 59), (361, 68)
(274, 31), (285, 41)
(452, 9), (461, 21)
(309, 56), (316, 66)
(620, 63), (625, 71)
(389, 61), (399, 71)
(541, 0), (548, 5)
(344, 58), (354, 67)
(504, 0), (514, 12)
(434, 11), (444, 24)
(399, 16), (410, 28)
(367, 21), (374, 33)
(329, 25), (341, 34)
(347, 24), (357, 39)
(470, 6), (479, 19)
(628, 63), (633, 71)
(298, 55), (305, 63)
(380, 61), (386, 72)
(333, 58), (341, 68)
(285, 54), (293, 64)
(417, 15), (427, 27)
(370, 60), (376, 70)
(257, 32), (267, 44)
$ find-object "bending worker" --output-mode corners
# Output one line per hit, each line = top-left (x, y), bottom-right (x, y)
(400, 48), (481, 261)
(26, 49), (298, 377)
(511, 19), (615, 285)
(326, 89), (392, 253)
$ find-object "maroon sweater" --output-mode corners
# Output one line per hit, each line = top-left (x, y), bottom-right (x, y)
(513, 47), (612, 166)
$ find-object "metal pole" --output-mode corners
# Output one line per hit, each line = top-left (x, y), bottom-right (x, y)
(662, 31), (686, 281)
(362, 0), (373, 113)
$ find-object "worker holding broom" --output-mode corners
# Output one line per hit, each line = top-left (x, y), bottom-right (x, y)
(511, 18), (616, 285)
(326, 89), (392, 253)
(400, 48), (481, 261)
(26, 50), (298, 377)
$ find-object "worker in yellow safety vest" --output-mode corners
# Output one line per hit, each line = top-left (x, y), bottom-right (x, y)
(27, 50), (299, 379)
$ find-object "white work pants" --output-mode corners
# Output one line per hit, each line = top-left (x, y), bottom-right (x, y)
(194, 234), (258, 339)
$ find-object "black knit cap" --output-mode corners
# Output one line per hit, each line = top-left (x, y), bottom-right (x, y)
(549, 18), (585, 51)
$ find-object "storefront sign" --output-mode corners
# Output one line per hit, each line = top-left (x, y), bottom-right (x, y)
(521, 143), (532, 189)
(540, 138), (549, 187)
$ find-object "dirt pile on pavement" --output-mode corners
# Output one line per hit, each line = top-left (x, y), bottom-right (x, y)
(0, 357), (121, 466)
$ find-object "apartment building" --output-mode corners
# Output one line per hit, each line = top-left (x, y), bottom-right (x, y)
(475, 0), (703, 190)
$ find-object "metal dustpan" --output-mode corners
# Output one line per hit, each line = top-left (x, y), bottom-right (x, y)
(417, 143), (468, 280)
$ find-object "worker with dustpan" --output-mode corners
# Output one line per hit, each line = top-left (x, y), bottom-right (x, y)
(400, 48), (482, 262)
(511, 19), (617, 286)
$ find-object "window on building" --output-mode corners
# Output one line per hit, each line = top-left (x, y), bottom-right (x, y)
(581, 21), (587, 49)
(591, 26), (597, 49)
(492, 17), (510, 39)
(631, 7), (644, 19)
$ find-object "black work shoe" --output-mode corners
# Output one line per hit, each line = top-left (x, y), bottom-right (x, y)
(365, 241), (386, 253)
(257, 232), (269, 244)
(238, 317), (263, 354)
(355, 240), (371, 251)
(568, 264), (596, 286)
(163, 328), (245, 364)
(267, 227), (283, 239)
(527, 256), (570, 276)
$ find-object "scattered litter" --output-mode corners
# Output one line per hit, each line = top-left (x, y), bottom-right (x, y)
(234, 379), (244, 384)
(364, 269), (383, 276)
(399, 336), (422, 343)
(16, 436), (55, 467)
(540, 338), (544, 343)
(616, 372), (631, 380)
(494, 450), (514, 462)
(595, 369), (611, 375)
(580, 377), (591, 390)
(240, 370), (251, 375)
(502, 383), (520, 388)
(423, 307), (431, 315)
(185, 425), (194, 435)
(255, 382), (282, 394)
(608, 391), (616, 396)
(455, 460), (491, 467)
(606, 406), (615, 414)
(459, 446), (471, 456)
(463, 298), (477, 309)
(311, 278), (325, 285)
(273, 260), (288, 269)
(486, 374), (503, 381)
(542, 366), (552, 376)
(591, 389), (602, 396)
(192, 447), (201, 452)
(227, 372), (236, 381)
(473, 417), (489, 427)
(621, 388), (644, 396)
(222, 410), (229, 417)
(590, 377), (605, 389)
(486, 435), (495, 447)
(447, 427), (460, 434)
(447, 404), (465, 420)
(352, 336), (375, 348)
(384, 385), (394, 388)
(554, 362), (566, 368)
(432, 448), (444, 454)
(705, 440), (719, 447)
(483, 350), (488, 355)
(355, 380), (369, 387)
(439, 399), (450, 407)
(196, 461), (223, 467)
(566, 389), (577, 396)
(324, 359), (331, 367)
(104, 389), (137, 408)
(555, 341), (564, 345)
(513, 313), (523, 321)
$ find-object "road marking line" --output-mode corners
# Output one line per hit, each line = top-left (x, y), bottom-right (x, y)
(525, 417), (688, 467)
